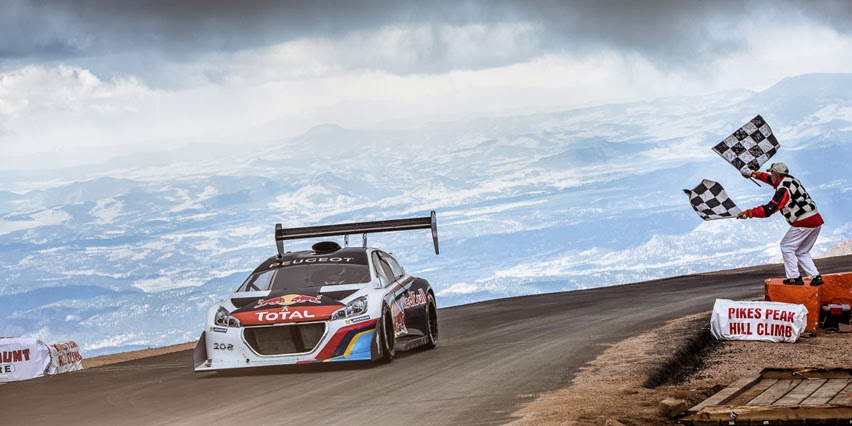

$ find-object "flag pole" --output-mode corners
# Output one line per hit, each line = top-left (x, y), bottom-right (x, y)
(706, 216), (739, 221)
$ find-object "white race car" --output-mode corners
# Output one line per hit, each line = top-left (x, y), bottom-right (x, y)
(193, 212), (439, 371)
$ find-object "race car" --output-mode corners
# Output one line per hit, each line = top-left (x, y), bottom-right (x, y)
(193, 212), (440, 371)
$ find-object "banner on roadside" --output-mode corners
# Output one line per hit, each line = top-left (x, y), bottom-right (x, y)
(48, 341), (84, 375)
(710, 299), (807, 343)
(0, 337), (52, 382)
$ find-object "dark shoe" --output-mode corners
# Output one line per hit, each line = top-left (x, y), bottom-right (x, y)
(783, 277), (804, 285)
(810, 275), (824, 286)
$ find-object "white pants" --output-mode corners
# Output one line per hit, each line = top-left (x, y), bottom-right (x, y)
(780, 225), (821, 279)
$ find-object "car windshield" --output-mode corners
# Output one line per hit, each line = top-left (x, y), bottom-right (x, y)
(237, 264), (371, 292)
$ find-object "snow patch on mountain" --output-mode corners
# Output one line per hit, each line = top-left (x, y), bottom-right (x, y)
(89, 199), (124, 224)
(0, 209), (71, 235)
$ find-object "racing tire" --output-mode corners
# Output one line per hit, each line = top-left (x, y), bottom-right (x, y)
(423, 294), (438, 349)
(378, 307), (395, 363)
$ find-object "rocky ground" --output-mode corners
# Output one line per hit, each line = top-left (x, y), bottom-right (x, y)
(509, 311), (852, 425)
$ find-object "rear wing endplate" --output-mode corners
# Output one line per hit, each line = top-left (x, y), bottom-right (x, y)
(275, 211), (439, 257)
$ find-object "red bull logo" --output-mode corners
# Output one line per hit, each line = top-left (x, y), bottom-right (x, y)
(255, 294), (323, 308)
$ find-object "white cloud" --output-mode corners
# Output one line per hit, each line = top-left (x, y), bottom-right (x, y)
(714, 24), (852, 92)
(0, 65), (145, 118)
(2, 16), (852, 169)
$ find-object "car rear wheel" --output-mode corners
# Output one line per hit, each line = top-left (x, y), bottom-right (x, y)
(378, 307), (395, 363)
(423, 294), (438, 349)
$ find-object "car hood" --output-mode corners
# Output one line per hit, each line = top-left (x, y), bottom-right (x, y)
(230, 289), (346, 326)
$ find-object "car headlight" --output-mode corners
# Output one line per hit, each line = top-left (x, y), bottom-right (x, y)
(214, 307), (241, 327)
(331, 296), (368, 321)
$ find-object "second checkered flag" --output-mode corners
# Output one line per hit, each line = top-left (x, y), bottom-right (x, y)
(683, 179), (742, 220)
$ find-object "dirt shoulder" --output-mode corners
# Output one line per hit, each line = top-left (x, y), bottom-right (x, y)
(81, 342), (196, 369)
(509, 312), (852, 426)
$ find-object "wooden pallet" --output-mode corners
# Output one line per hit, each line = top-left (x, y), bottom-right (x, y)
(682, 368), (852, 425)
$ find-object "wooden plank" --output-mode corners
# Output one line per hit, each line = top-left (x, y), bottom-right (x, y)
(726, 378), (777, 406)
(687, 374), (761, 414)
(686, 368), (852, 425)
(802, 378), (851, 405)
(762, 367), (852, 380)
(773, 378), (825, 406)
(829, 381), (852, 405)
(689, 405), (852, 423)
(747, 378), (802, 405)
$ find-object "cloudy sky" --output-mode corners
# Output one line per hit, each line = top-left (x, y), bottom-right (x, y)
(2, 0), (852, 166)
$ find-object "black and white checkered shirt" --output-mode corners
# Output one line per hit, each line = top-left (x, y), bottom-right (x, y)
(777, 175), (818, 225)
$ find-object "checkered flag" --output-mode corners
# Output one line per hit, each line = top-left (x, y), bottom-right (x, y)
(712, 115), (780, 179)
(683, 179), (742, 220)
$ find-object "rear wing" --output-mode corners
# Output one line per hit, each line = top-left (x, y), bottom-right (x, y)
(274, 211), (439, 257)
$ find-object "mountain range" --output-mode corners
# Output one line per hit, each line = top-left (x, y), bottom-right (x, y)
(1, 73), (850, 356)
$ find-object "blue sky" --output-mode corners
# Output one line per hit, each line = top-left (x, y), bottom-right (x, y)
(2, 0), (852, 167)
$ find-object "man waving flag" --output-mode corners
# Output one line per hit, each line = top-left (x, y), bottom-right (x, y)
(737, 162), (825, 286)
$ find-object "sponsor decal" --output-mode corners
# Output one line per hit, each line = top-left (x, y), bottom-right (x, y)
(254, 309), (316, 322)
(402, 288), (427, 309)
(346, 315), (371, 324)
(270, 257), (358, 267)
(391, 300), (407, 336)
(255, 294), (323, 308)
(211, 327), (228, 333)
(234, 302), (342, 325)
(213, 343), (234, 351)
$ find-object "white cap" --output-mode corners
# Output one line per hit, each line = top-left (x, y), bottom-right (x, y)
(767, 162), (788, 174)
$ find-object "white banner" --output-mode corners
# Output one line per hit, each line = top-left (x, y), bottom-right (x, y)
(0, 338), (52, 383)
(48, 341), (84, 375)
(710, 299), (808, 343)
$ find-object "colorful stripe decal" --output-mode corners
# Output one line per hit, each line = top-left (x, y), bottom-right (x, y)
(314, 319), (377, 361)
(326, 330), (375, 362)
(344, 330), (373, 357)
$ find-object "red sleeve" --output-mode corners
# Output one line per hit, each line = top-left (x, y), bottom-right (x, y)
(752, 171), (772, 185)
(751, 186), (789, 218)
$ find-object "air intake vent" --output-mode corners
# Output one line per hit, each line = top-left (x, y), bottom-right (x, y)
(312, 241), (341, 254)
(243, 323), (326, 355)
